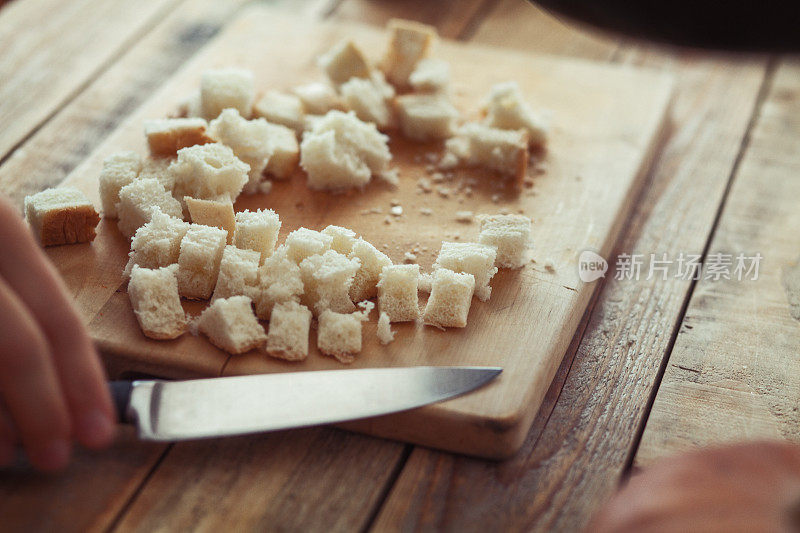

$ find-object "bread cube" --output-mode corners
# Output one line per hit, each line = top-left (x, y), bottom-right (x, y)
(433, 242), (498, 302)
(409, 58), (450, 93)
(396, 94), (459, 141)
(98, 151), (141, 218)
(377, 264), (420, 322)
(200, 68), (255, 120)
(124, 209), (189, 277)
(340, 73), (395, 130)
(24, 187), (100, 247)
(443, 124), (528, 187)
(265, 301), (312, 361)
(321, 225), (357, 255)
(264, 122), (299, 180)
(253, 91), (305, 134)
(196, 295), (266, 354)
(284, 227), (333, 264)
(177, 224), (227, 299)
(128, 264), (186, 339)
(208, 108), (274, 192)
(138, 157), (176, 191)
(253, 247), (304, 319)
(300, 111), (391, 191)
(381, 19), (437, 88)
(477, 214), (532, 269)
(211, 245), (260, 302)
(317, 309), (366, 363)
(483, 81), (548, 147)
(299, 250), (360, 315)
(293, 82), (342, 115)
(319, 40), (371, 85)
(349, 238), (393, 302)
(169, 143), (249, 202)
(377, 311), (394, 345)
(116, 178), (183, 239)
(422, 269), (475, 329)
(233, 209), (281, 263)
(145, 117), (214, 157)
(184, 195), (235, 244)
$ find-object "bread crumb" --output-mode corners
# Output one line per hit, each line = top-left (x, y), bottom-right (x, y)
(403, 252), (417, 263)
(431, 171), (445, 182)
(378, 168), (400, 187)
(384, 216), (392, 225)
(390, 205), (403, 216)
(437, 187), (451, 198)
(491, 194), (501, 203)
(361, 207), (383, 215)
(418, 178), (432, 192)
(544, 260), (555, 272)
(420, 207), (433, 216)
(455, 211), (474, 223)
(257, 180), (273, 194)
(377, 312), (394, 345)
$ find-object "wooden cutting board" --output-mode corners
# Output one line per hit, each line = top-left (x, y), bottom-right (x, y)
(49, 5), (672, 459)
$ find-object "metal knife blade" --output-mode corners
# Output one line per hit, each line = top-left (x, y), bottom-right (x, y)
(113, 366), (501, 442)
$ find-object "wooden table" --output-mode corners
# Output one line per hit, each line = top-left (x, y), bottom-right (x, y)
(1, 0), (797, 531)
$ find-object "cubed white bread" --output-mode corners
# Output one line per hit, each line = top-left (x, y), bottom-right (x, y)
(300, 111), (391, 191)
(377, 311), (394, 345)
(24, 186), (100, 246)
(433, 241), (498, 302)
(422, 268), (475, 329)
(477, 214), (532, 269)
(116, 178), (183, 239)
(208, 108), (273, 192)
(321, 225), (357, 255)
(299, 250), (360, 315)
(377, 264), (420, 322)
(263, 122), (299, 179)
(483, 81), (548, 147)
(233, 209), (281, 263)
(283, 227), (333, 264)
(128, 264), (186, 339)
(200, 68), (255, 120)
(349, 238), (393, 302)
(293, 82), (342, 115)
(253, 91), (305, 134)
(253, 247), (304, 319)
(340, 73), (395, 130)
(169, 143), (249, 203)
(196, 295), (266, 354)
(443, 124), (528, 187)
(177, 224), (227, 299)
(265, 301), (312, 361)
(317, 309), (366, 363)
(318, 40), (371, 86)
(144, 117), (214, 157)
(395, 94), (459, 141)
(98, 151), (142, 218)
(184, 195), (236, 244)
(409, 58), (450, 93)
(138, 157), (176, 191)
(124, 209), (189, 278)
(211, 245), (260, 302)
(381, 19), (437, 88)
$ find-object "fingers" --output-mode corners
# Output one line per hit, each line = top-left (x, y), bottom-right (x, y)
(0, 197), (114, 450)
(0, 275), (72, 471)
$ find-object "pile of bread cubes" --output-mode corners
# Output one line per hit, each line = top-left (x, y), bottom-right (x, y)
(23, 19), (545, 363)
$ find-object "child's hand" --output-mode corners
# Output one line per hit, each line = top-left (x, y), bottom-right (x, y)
(0, 196), (115, 471)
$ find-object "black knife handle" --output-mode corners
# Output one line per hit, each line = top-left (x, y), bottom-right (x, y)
(109, 381), (133, 424)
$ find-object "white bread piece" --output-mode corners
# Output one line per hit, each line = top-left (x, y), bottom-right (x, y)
(138, 157), (176, 191)
(263, 122), (299, 180)
(422, 268), (475, 329)
(233, 208), (281, 263)
(300, 111), (391, 191)
(293, 82), (342, 115)
(116, 178), (183, 239)
(317, 309), (367, 363)
(318, 40), (371, 86)
(253, 246), (304, 319)
(200, 68), (255, 120)
(196, 295), (266, 354)
(381, 19), (437, 88)
(144, 117), (214, 157)
(284, 227), (333, 264)
(211, 245), (260, 302)
(395, 94), (459, 141)
(299, 250), (360, 315)
(483, 81), (548, 147)
(349, 238), (393, 302)
(265, 300), (312, 361)
(98, 151), (142, 218)
(177, 223), (227, 299)
(208, 108), (273, 192)
(24, 186), (100, 246)
(477, 214), (532, 269)
(128, 264), (186, 340)
(409, 58), (450, 93)
(377, 264), (420, 322)
(124, 209), (189, 277)
(321, 225), (357, 255)
(253, 91), (305, 134)
(433, 242), (497, 302)
(184, 195), (236, 244)
(418, 272), (433, 293)
(340, 72), (395, 130)
(377, 311), (394, 345)
(169, 143), (249, 203)
(443, 124), (528, 187)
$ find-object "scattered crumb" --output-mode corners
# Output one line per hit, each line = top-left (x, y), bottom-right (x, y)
(491, 194), (501, 203)
(500, 208), (510, 215)
(420, 207), (433, 216)
(455, 211), (474, 223)
(257, 180), (273, 194)
(431, 172), (445, 182)
(425, 152), (438, 163)
(361, 207), (382, 215)
(403, 252), (417, 263)
(464, 186), (473, 197)
(390, 205), (403, 216)
(437, 187), (450, 198)
(544, 260), (555, 272)
(390, 198), (401, 206)
(379, 168), (400, 186)
(384, 216), (392, 225)
(417, 178), (432, 192)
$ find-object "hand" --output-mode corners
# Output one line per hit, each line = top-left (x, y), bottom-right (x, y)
(0, 195), (115, 471)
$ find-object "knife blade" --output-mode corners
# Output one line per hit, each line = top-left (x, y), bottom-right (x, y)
(110, 366), (502, 442)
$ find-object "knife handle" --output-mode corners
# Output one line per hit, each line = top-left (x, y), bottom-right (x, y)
(109, 381), (133, 424)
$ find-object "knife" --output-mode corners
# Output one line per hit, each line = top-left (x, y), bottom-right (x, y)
(109, 366), (502, 441)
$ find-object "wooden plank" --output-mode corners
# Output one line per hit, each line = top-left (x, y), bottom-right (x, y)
(636, 60), (800, 465)
(0, 0), (179, 161)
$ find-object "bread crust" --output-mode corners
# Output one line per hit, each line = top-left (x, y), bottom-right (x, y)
(39, 205), (100, 246)
(147, 126), (214, 157)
